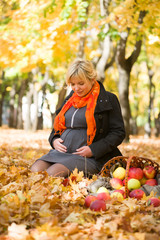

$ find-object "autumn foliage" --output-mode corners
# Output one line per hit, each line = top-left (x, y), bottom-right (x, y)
(0, 128), (160, 239)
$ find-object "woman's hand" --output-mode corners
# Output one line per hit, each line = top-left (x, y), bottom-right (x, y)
(73, 146), (93, 157)
(53, 138), (67, 153)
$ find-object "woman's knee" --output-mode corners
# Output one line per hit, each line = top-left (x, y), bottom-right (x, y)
(30, 160), (51, 172)
(30, 160), (40, 172)
(47, 163), (70, 177)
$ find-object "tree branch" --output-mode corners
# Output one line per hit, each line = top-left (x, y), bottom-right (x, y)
(127, 10), (147, 69)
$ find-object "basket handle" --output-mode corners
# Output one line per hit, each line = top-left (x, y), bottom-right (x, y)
(124, 156), (136, 198)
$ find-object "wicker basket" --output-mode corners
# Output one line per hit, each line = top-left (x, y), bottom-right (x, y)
(99, 155), (160, 198)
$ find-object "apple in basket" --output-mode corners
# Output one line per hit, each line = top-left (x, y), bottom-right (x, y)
(123, 177), (132, 185)
(112, 167), (126, 180)
(145, 179), (158, 186)
(128, 167), (144, 180)
(127, 178), (141, 191)
(140, 176), (147, 185)
(143, 165), (156, 179)
(114, 189), (125, 197)
(110, 178), (123, 190)
(129, 189), (146, 200)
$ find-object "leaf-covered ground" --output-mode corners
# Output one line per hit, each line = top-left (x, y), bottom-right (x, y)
(0, 128), (160, 240)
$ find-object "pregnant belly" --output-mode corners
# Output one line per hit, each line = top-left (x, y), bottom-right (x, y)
(61, 129), (87, 153)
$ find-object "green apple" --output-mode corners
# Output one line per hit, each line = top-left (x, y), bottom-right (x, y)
(127, 178), (141, 190)
(97, 186), (109, 194)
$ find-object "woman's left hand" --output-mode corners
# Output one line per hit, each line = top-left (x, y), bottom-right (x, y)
(73, 146), (93, 157)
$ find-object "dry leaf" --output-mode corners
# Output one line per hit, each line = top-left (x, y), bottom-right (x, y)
(8, 223), (29, 240)
(1, 129), (160, 239)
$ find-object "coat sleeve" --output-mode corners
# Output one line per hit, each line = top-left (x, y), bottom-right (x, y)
(89, 94), (125, 160)
(48, 90), (74, 148)
(48, 129), (60, 148)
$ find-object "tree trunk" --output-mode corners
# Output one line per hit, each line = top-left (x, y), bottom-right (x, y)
(77, 0), (89, 59)
(96, 0), (112, 83)
(0, 71), (5, 126)
(37, 83), (47, 130)
(92, 0), (116, 82)
(38, 68), (50, 130)
(145, 67), (155, 137)
(0, 92), (5, 126)
(16, 78), (28, 129)
(51, 82), (67, 125)
(118, 67), (131, 141)
(116, 11), (146, 141)
(155, 113), (160, 137)
(24, 82), (34, 131)
(77, 33), (86, 59)
(130, 80), (139, 135)
(31, 68), (39, 131)
(32, 86), (39, 132)
(9, 83), (16, 128)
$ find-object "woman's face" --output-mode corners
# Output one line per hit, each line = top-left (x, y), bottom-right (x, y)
(70, 76), (95, 97)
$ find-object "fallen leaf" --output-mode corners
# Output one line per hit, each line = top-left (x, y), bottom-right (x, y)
(8, 223), (29, 240)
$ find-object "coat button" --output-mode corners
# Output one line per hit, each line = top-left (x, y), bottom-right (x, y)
(99, 128), (103, 133)
(98, 114), (102, 119)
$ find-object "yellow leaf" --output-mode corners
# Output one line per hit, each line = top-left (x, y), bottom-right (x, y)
(69, 168), (84, 182)
(39, 202), (52, 217)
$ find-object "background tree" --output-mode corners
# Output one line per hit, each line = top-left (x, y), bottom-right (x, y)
(1, 0), (160, 139)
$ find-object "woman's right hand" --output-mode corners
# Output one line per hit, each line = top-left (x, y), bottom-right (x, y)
(53, 138), (67, 153)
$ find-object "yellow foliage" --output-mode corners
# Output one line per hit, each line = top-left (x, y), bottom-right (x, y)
(1, 0), (160, 74)
(0, 130), (160, 238)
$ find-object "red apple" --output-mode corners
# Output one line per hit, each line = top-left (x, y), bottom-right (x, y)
(147, 197), (160, 207)
(110, 178), (123, 190)
(97, 192), (111, 202)
(90, 199), (106, 211)
(145, 179), (158, 186)
(129, 189), (145, 200)
(143, 165), (156, 179)
(84, 195), (97, 208)
(128, 167), (143, 180)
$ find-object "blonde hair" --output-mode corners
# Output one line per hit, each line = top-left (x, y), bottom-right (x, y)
(66, 59), (97, 85)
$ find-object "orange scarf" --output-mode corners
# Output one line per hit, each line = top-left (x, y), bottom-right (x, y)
(54, 81), (100, 145)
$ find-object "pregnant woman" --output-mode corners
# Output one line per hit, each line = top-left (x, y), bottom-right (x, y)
(30, 59), (125, 178)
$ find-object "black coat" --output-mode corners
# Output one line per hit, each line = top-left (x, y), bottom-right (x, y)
(49, 81), (125, 170)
